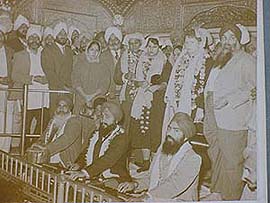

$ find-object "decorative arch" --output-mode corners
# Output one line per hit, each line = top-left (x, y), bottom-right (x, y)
(185, 5), (256, 30)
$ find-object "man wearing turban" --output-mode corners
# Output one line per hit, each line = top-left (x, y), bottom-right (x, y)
(43, 27), (54, 47)
(99, 26), (124, 100)
(113, 32), (145, 131)
(0, 25), (14, 153)
(41, 22), (73, 116)
(204, 23), (256, 200)
(66, 101), (132, 187)
(118, 113), (202, 202)
(9, 25), (50, 137)
(6, 14), (30, 52)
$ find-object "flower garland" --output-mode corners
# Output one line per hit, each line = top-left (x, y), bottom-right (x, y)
(173, 52), (190, 104)
(127, 50), (142, 100)
(191, 54), (208, 111)
(174, 51), (209, 110)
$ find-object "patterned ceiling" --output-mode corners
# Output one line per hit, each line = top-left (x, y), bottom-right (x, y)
(96, 0), (139, 16)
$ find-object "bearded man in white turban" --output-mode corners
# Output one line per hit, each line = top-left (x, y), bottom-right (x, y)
(7, 14), (29, 52)
(204, 23), (256, 200)
(99, 26), (124, 100)
(9, 25), (50, 140)
(43, 27), (54, 47)
(41, 22), (73, 116)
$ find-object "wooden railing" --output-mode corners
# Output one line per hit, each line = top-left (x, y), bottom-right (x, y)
(0, 150), (126, 203)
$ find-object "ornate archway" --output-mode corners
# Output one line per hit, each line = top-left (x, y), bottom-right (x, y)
(185, 5), (256, 30)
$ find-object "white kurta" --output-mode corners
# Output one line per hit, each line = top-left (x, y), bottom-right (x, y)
(27, 48), (50, 110)
(0, 47), (11, 152)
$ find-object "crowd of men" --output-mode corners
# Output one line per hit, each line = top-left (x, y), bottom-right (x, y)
(0, 14), (257, 201)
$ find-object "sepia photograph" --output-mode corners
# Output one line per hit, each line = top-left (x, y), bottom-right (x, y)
(0, 0), (267, 202)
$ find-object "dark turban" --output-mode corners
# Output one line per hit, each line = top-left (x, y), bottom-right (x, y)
(219, 24), (241, 42)
(171, 112), (196, 140)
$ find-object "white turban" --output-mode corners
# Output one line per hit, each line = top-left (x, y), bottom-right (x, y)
(144, 35), (161, 47)
(104, 26), (123, 43)
(236, 24), (250, 45)
(195, 27), (213, 48)
(53, 22), (68, 38)
(43, 27), (54, 38)
(122, 32), (146, 48)
(68, 26), (80, 41)
(26, 25), (42, 40)
(160, 38), (173, 49)
(14, 15), (29, 30)
(0, 24), (7, 34)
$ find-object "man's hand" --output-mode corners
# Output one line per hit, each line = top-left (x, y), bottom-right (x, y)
(65, 170), (88, 181)
(214, 96), (228, 110)
(33, 76), (48, 85)
(0, 77), (9, 85)
(117, 182), (136, 193)
(250, 87), (256, 101)
(67, 163), (81, 171)
(194, 108), (204, 122)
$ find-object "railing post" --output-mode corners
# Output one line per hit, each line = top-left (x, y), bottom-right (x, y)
(57, 170), (65, 203)
(21, 84), (28, 156)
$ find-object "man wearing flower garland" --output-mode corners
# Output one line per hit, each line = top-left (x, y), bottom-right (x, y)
(204, 23), (256, 200)
(113, 33), (145, 131)
(66, 101), (132, 188)
(164, 28), (213, 137)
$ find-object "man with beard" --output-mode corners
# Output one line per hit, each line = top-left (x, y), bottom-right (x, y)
(118, 112), (201, 201)
(31, 96), (82, 168)
(43, 27), (55, 47)
(204, 23), (256, 200)
(6, 15), (29, 52)
(9, 25), (50, 138)
(41, 22), (73, 116)
(66, 101), (132, 188)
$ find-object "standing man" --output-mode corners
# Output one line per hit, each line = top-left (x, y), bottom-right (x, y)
(41, 22), (73, 115)
(100, 26), (124, 100)
(0, 25), (14, 152)
(113, 33), (145, 130)
(10, 25), (50, 138)
(204, 23), (256, 200)
(6, 15), (29, 52)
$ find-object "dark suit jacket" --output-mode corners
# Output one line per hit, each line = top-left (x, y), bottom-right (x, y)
(44, 116), (82, 167)
(1, 45), (14, 88)
(9, 49), (32, 100)
(76, 126), (131, 182)
(41, 44), (73, 90)
(6, 31), (26, 53)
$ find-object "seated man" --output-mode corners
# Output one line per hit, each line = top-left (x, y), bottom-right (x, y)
(30, 96), (82, 168)
(67, 101), (132, 187)
(118, 112), (202, 201)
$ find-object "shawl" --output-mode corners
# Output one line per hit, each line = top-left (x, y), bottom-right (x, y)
(149, 142), (192, 190)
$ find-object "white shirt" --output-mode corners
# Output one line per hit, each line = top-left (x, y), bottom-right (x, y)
(0, 46), (8, 78)
(56, 42), (65, 54)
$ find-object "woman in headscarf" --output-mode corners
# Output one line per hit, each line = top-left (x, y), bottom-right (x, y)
(72, 40), (111, 141)
(129, 37), (172, 172)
